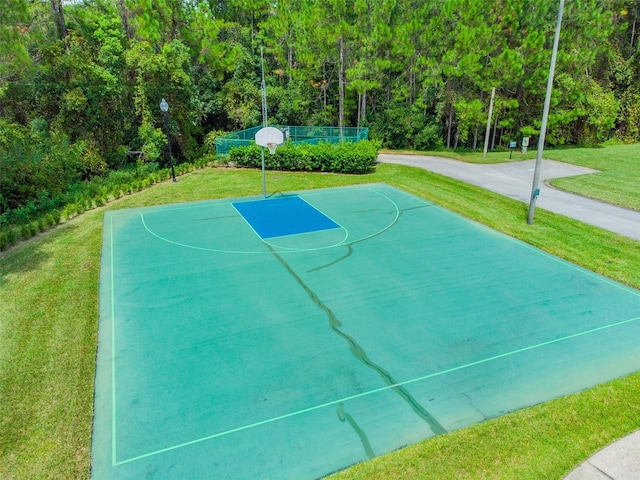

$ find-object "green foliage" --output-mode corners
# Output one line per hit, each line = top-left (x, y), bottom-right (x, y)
(453, 97), (485, 144)
(1, 0), (639, 232)
(369, 103), (443, 150)
(616, 92), (640, 143)
(580, 83), (620, 146)
(520, 125), (540, 138)
(229, 140), (380, 174)
(267, 85), (311, 126)
(125, 38), (200, 161)
(0, 120), (88, 212)
(137, 121), (166, 162)
(0, 0), (32, 97)
(0, 152), (216, 251)
(219, 78), (261, 129)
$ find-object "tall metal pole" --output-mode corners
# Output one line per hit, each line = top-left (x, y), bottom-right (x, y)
(260, 47), (267, 197)
(261, 148), (267, 198)
(527, 0), (564, 224)
(483, 87), (496, 157)
(261, 47), (267, 128)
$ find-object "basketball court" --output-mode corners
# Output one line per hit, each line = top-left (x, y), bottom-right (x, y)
(92, 183), (640, 479)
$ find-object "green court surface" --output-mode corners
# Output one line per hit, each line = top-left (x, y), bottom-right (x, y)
(93, 184), (640, 479)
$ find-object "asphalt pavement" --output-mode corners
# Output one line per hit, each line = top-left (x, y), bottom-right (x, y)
(378, 153), (640, 242)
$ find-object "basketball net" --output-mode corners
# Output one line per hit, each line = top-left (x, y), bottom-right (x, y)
(266, 143), (277, 155)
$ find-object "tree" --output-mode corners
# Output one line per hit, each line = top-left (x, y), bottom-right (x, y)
(2, 0), (640, 219)
(49, 0), (69, 49)
(0, 0), (32, 103)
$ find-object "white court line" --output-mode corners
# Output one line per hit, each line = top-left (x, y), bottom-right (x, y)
(138, 187), (401, 254)
(113, 313), (640, 466)
(110, 215), (118, 465)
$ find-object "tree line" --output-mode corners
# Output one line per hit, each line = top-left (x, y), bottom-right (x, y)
(0, 0), (638, 215)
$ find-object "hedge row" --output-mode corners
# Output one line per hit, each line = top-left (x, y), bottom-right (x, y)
(0, 159), (211, 252)
(227, 140), (380, 174)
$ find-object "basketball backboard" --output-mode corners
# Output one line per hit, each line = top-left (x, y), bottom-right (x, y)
(255, 127), (284, 154)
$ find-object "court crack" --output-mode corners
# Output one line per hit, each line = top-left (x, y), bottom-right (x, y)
(269, 246), (447, 436)
(337, 403), (375, 459)
(307, 245), (352, 273)
(306, 206), (419, 273)
(462, 393), (488, 420)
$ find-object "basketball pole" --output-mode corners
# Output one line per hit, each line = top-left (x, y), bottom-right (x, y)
(261, 47), (268, 198)
(261, 47), (267, 128)
(527, 0), (564, 224)
(261, 148), (266, 198)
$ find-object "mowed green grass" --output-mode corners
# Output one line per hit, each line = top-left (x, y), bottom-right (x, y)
(1, 159), (639, 479)
(545, 144), (640, 212)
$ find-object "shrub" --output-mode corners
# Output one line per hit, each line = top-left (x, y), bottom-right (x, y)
(20, 224), (31, 239)
(7, 228), (18, 247)
(20, 222), (38, 239)
(0, 229), (17, 251)
(0, 154), (215, 250)
(229, 140), (379, 174)
(62, 204), (74, 220)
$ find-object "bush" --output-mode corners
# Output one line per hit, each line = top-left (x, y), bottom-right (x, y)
(229, 140), (379, 174)
(0, 229), (17, 251)
(7, 228), (17, 247)
(20, 224), (31, 239)
(0, 155), (214, 251)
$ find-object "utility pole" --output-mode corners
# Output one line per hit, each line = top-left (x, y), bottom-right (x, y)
(483, 87), (496, 157)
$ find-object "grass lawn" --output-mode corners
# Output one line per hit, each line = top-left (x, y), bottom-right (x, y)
(388, 143), (640, 212)
(1, 160), (639, 479)
(544, 144), (640, 212)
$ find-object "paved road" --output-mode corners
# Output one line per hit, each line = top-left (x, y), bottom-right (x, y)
(379, 153), (640, 242)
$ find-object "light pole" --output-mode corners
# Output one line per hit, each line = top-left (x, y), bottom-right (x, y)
(159, 98), (177, 183)
(527, 0), (564, 224)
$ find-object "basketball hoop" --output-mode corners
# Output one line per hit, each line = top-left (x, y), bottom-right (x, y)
(254, 127), (284, 198)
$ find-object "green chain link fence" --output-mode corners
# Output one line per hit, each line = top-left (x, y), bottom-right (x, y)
(215, 125), (369, 157)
